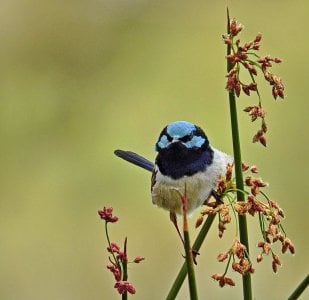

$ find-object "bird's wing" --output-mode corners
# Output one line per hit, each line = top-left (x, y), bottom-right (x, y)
(114, 149), (154, 172)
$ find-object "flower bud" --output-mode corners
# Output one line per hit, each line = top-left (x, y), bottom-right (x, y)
(254, 33), (262, 43)
(195, 216), (204, 228)
(217, 252), (229, 262)
(133, 256), (145, 263)
(257, 254), (263, 263)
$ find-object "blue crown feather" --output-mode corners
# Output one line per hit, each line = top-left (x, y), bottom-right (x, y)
(166, 121), (196, 138)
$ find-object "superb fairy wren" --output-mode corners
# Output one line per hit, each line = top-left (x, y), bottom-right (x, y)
(115, 121), (232, 243)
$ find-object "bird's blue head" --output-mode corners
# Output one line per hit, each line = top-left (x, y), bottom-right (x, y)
(155, 121), (209, 152)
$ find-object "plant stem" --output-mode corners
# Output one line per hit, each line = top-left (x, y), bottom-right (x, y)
(183, 231), (198, 300)
(288, 274), (309, 300)
(181, 189), (198, 300)
(122, 237), (128, 300)
(227, 8), (252, 300)
(105, 222), (119, 268)
(166, 214), (215, 300)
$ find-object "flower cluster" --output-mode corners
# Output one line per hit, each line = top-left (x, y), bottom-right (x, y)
(245, 176), (268, 197)
(114, 281), (136, 295)
(224, 18), (284, 99)
(201, 203), (231, 238)
(212, 239), (254, 288)
(211, 273), (235, 288)
(98, 206), (119, 223)
(197, 163), (294, 287)
(98, 207), (144, 296)
(223, 17), (285, 147)
(217, 163), (234, 194)
(230, 239), (254, 275)
(107, 242), (127, 263)
(258, 56), (284, 99)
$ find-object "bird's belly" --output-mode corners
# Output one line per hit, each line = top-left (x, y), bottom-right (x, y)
(151, 173), (214, 215)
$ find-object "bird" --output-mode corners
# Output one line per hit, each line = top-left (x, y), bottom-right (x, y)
(114, 121), (232, 244)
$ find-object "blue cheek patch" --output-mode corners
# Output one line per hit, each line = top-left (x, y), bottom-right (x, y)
(183, 135), (205, 148)
(156, 134), (170, 151)
(167, 121), (195, 138)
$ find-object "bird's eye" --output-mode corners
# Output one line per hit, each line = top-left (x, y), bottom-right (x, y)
(166, 134), (173, 142)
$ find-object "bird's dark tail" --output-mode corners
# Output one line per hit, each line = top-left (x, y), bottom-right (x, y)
(114, 150), (154, 172)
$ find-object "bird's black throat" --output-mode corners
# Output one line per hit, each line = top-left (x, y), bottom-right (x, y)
(156, 142), (214, 180)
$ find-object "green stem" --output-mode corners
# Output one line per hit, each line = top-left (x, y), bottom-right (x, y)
(182, 190), (198, 300)
(223, 252), (233, 276)
(122, 262), (128, 300)
(166, 214), (215, 300)
(227, 8), (252, 300)
(226, 194), (239, 236)
(288, 274), (309, 300)
(105, 222), (119, 268)
(183, 229), (198, 300)
(122, 237), (128, 300)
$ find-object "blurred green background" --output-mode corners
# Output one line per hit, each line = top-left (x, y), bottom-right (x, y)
(0, 0), (308, 299)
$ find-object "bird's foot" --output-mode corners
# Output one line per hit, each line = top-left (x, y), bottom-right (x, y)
(182, 248), (200, 265)
(192, 249), (200, 265)
(211, 189), (224, 204)
(202, 190), (224, 208)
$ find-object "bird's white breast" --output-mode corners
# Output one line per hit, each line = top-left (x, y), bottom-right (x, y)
(151, 147), (232, 215)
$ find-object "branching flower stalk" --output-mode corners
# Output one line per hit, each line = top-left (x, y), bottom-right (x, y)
(98, 207), (145, 299)
(223, 13), (284, 146)
(197, 163), (295, 288)
(226, 9), (252, 299)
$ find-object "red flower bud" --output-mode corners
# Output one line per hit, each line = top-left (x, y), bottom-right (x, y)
(257, 254), (263, 263)
(217, 252), (229, 262)
(254, 33), (262, 43)
(133, 256), (145, 263)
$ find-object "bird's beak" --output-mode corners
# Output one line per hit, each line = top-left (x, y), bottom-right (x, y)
(171, 136), (180, 143)
(167, 137), (186, 150)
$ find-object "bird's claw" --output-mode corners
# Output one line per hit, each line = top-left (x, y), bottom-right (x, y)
(192, 249), (200, 265)
(182, 248), (200, 265)
(211, 189), (224, 204)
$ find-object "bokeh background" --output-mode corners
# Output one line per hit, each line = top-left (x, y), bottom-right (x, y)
(0, 0), (308, 299)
